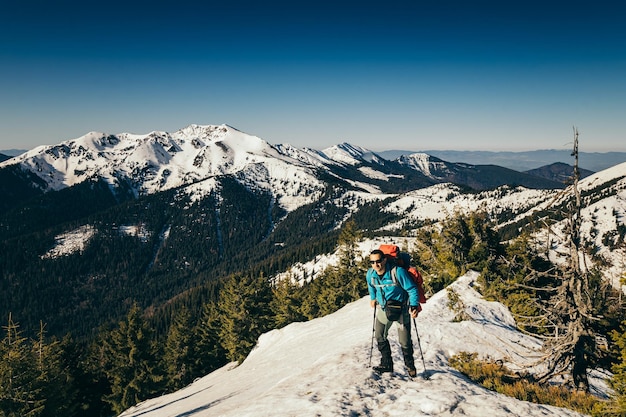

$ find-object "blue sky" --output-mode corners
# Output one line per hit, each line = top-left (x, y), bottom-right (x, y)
(1, 0), (625, 152)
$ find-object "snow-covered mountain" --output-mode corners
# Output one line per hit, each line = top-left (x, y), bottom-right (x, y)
(0, 125), (333, 212)
(0, 125), (380, 195)
(119, 271), (600, 417)
(0, 125), (424, 216)
(380, 149), (626, 172)
(377, 161), (626, 283)
(0, 124), (563, 216)
(396, 152), (451, 177)
(2, 122), (624, 345)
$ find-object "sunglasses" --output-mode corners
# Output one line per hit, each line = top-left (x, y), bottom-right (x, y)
(370, 259), (384, 264)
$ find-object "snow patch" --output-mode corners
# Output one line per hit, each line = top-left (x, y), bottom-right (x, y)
(41, 225), (95, 259)
(358, 166), (389, 181)
(119, 224), (152, 243)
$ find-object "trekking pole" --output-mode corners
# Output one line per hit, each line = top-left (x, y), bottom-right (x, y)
(412, 317), (430, 379)
(368, 306), (377, 367)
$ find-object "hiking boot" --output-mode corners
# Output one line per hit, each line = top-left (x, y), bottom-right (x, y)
(373, 363), (394, 373)
(373, 340), (393, 373)
(402, 347), (417, 377)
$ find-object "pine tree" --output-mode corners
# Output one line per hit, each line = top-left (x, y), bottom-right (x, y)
(195, 301), (227, 375)
(415, 214), (469, 291)
(98, 304), (164, 414)
(63, 336), (108, 417)
(316, 268), (350, 317)
(337, 218), (367, 302)
(163, 307), (196, 390)
(271, 276), (305, 328)
(218, 273), (274, 363)
(34, 325), (78, 417)
(299, 279), (322, 320)
(602, 320), (626, 415)
(336, 219), (362, 273)
(0, 314), (44, 417)
(297, 219), (368, 319)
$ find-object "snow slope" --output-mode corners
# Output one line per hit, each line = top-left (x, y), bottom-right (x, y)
(119, 272), (597, 417)
(0, 124), (326, 211)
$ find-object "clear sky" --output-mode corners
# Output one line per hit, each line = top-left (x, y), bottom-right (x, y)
(1, 0), (625, 153)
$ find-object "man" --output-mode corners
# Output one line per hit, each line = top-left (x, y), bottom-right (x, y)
(367, 249), (420, 376)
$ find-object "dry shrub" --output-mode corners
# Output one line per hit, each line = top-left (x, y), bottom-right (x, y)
(449, 352), (600, 415)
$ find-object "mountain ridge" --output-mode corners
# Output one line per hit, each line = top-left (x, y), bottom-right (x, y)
(378, 149), (626, 172)
(0, 124), (564, 214)
(524, 162), (595, 182)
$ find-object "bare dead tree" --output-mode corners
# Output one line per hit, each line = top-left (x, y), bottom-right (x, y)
(533, 127), (595, 391)
(479, 128), (626, 392)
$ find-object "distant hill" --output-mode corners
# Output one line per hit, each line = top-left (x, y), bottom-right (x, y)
(0, 149), (27, 157)
(378, 149), (626, 172)
(524, 162), (594, 184)
(395, 153), (563, 190)
(0, 153), (11, 163)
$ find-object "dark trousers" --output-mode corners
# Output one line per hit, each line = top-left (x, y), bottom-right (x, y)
(375, 306), (412, 350)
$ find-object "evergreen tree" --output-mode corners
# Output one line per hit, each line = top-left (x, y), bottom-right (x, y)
(336, 219), (367, 302)
(34, 326), (78, 417)
(315, 261), (366, 317)
(271, 276), (305, 328)
(64, 337), (109, 417)
(336, 219), (362, 273)
(299, 279), (322, 320)
(415, 214), (471, 292)
(0, 314), (43, 417)
(602, 319), (626, 415)
(299, 219), (367, 319)
(414, 211), (503, 295)
(316, 269), (349, 317)
(163, 307), (196, 391)
(480, 233), (548, 335)
(219, 273), (274, 363)
(97, 304), (164, 414)
(195, 301), (227, 375)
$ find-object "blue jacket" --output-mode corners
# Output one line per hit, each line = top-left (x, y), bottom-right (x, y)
(367, 264), (420, 309)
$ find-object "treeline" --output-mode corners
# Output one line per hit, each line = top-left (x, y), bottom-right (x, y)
(0, 178), (350, 342)
(0, 220), (367, 416)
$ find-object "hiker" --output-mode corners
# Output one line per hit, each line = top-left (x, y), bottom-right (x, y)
(367, 249), (420, 376)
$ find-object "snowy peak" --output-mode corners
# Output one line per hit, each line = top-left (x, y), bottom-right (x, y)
(320, 142), (383, 165)
(396, 152), (449, 177)
(1, 127), (406, 213)
(0, 124), (326, 211)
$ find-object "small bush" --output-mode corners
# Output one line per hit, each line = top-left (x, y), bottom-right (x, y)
(447, 288), (471, 322)
(449, 352), (600, 415)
